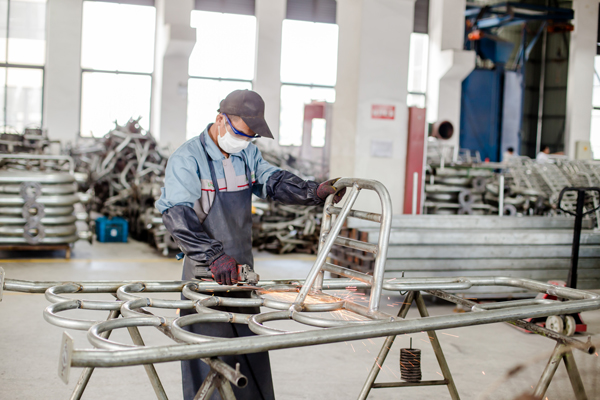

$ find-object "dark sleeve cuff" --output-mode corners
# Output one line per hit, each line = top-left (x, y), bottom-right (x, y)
(266, 170), (324, 206)
(162, 205), (224, 266)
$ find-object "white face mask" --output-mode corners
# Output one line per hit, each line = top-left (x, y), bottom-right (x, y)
(218, 124), (250, 154)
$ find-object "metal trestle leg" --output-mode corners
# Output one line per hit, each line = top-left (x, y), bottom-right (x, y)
(358, 291), (460, 399)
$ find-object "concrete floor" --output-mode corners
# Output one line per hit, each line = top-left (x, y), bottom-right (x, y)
(1, 240), (599, 400)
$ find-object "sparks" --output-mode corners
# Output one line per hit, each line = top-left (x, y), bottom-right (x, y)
(436, 371), (443, 377)
(482, 371), (485, 375)
(351, 344), (355, 352)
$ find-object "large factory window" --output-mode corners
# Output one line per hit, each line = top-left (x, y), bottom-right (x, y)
(187, 10), (256, 139)
(279, 19), (338, 146)
(0, 0), (46, 132)
(407, 32), (429, 108)
(79, 1), (156, 137)
(591, 56), (600, 158)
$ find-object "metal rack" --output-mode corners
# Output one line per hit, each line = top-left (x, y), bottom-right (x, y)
(1, 178), (600, 399)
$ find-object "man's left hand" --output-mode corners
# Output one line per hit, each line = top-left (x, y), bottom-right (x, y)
(317, 178), (346, 204)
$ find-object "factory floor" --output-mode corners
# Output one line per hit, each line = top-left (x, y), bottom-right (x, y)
(1, 240), (599, 400)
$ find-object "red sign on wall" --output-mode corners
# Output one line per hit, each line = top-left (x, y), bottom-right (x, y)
(371, 104), (396, 120)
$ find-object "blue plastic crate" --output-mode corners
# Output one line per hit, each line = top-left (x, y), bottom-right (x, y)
(95, 217), (128, 243)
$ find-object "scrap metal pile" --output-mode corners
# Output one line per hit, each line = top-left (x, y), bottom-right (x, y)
(0, 154), (92, 254)
(66, 118), (175, 254)
(497, 157), (600, 219)
(425, 165), (494, 215)
(1, 178), (599, 400)
(425, 154), (600, 221)
(0, 128), (60, 154)
(252, 202), (322, 254)
(252, 144), (325, 254)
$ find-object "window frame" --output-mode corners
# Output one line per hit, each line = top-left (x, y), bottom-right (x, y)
(0, 0), (47, 131)
(186, 10), (257, 139)
(279, 18), (338, 147)
(78, 0), (156, 137)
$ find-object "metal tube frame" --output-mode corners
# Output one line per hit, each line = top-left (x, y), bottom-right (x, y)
(1, 179), (600, 398)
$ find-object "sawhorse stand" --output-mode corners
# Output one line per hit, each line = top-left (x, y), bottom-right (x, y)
(358, 291), (460, 399)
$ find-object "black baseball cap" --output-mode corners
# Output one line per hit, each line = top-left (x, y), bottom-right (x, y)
(218, 90), (273, 139)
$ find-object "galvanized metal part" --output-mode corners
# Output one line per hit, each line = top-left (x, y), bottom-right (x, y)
(1, 179), (600, 399)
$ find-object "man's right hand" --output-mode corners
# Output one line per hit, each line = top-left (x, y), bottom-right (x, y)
(209, 254), (239, 285)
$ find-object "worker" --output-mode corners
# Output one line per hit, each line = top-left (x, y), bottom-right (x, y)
(536, 146), (551, 164)
(156, 89), (345, 400)
(502, 147), (515, 163)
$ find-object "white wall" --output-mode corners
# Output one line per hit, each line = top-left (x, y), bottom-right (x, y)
(426, 0), (475, 149)
(254, 0), (285, 151)
(155, 0), (195, 151)
(331, 0), (415, 214)
(43, 0), (83, 147)
(565, 0), (599, 158)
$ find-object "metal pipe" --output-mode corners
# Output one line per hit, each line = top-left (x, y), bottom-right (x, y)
(535, 26), (548, 156)
(69, 310), (120, 400)
(412, 172), (418, 215)
(415, 292), (460, 400)
(425, 289), (596, 354)
(321, 262), (373, 285)
(69, 297), (600, 368)
(533, 343), (564, 399)
(126, 326), (169, 400)
(293, 184), (360, 310)
(358, 291), (415, 400)
(562, 348), (588, 400)
(326, 205), (382, 223)
(332, 236), (378, 254)
(0, 154), (75, 174)
(499, 175), (505, 217)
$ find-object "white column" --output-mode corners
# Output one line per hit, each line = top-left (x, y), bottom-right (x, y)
(254, 0), (285, 150)
(565, 0), (598, 159)
(426, 0), (475, 149)
(43, 0), (83, 147)
(329, 0), (361, 181)
(331, 0), (415, 214)
(154, 0), (195, 151)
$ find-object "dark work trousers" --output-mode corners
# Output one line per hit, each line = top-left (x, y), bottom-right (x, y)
(180, 133), (275, 400)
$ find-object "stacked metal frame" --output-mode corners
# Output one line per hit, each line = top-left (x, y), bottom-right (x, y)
(424, 165), (494, 215)
(0, 155), (92, 249)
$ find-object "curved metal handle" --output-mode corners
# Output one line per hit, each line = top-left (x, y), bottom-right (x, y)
(557, 187), (600, 217)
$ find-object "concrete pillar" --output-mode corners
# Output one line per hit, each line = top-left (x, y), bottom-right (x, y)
(254, 0), (285, 150)
(43, 0), (83, 147)
(153, 0), (195, 151)
(565, 0), (598, 159)
(330, 0), (415, 214)
(426, 0), (475, 149)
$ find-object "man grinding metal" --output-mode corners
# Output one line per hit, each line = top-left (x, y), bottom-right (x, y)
(156, 89), (345, 400)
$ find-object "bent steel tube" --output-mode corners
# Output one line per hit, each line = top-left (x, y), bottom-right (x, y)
(67, 297), (600, 368)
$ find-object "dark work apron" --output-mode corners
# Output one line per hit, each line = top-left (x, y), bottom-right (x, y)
(180, 134), (275, 400)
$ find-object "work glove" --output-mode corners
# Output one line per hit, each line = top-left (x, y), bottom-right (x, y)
(209, 254), (238, 285)
(316, 178), (346, 204)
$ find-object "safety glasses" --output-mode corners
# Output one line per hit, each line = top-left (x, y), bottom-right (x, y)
(223, 114), (260, 139)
